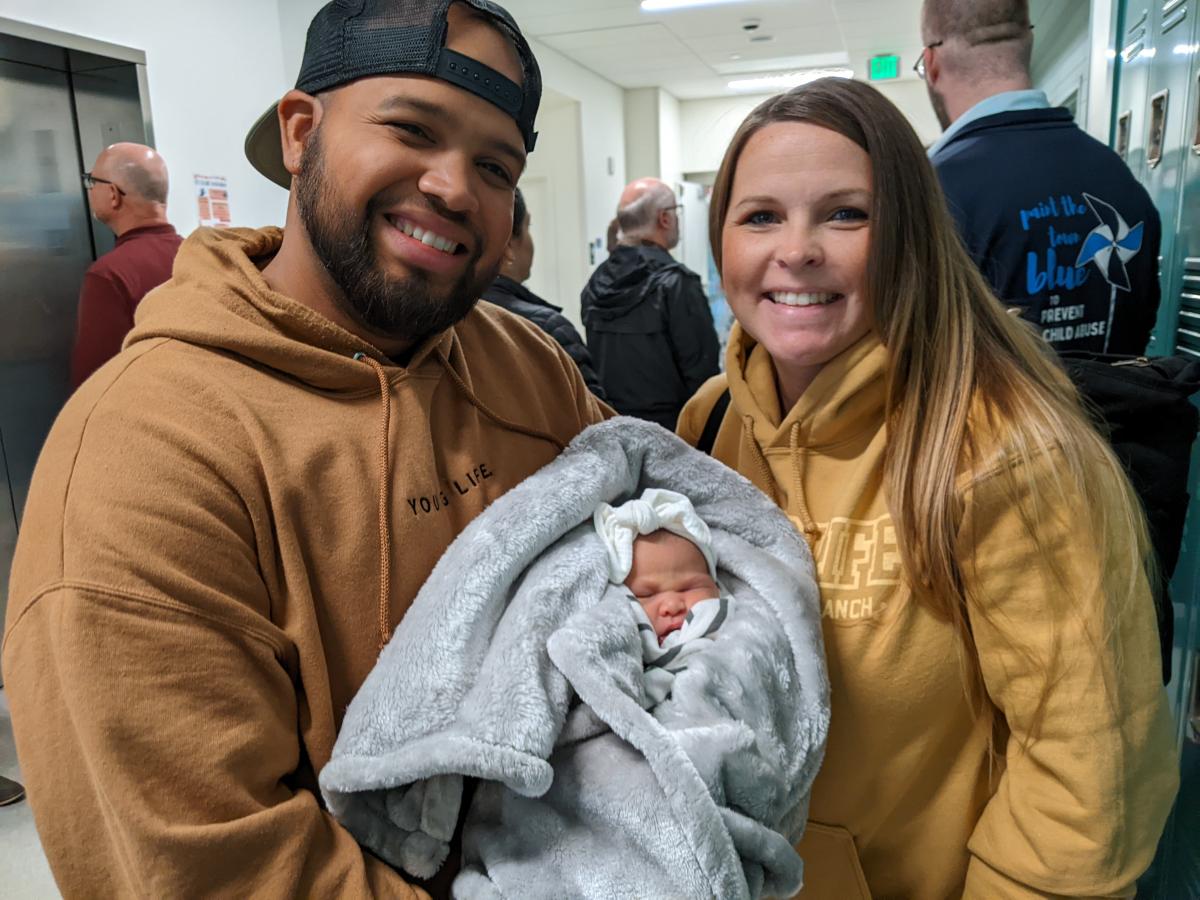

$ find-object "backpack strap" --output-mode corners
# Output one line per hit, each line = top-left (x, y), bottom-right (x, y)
(696, 388), (731, 455)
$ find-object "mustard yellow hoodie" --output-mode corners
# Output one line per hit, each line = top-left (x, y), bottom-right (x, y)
(678, 325), (1178, 899)
(2, 227), (607, 898)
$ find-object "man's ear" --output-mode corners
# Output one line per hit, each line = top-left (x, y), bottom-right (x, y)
(926, 48), (943, 87)
(501, 240), (516, 269)
(277, 90), (324, 176)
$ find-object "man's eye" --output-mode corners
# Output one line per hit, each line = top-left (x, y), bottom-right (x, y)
(391, 122), (430, 140)
(479, 161), (514, 185)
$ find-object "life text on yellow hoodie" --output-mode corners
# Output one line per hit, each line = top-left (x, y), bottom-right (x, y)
(2, 227), (608, 898)
(678, 325), (1178, 900)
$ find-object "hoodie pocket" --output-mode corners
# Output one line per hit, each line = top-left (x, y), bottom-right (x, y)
(793, 822), (872, 899)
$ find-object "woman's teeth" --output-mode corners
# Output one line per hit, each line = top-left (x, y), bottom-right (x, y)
(767, 291), (839, 306)
(391, 218), (460, 255)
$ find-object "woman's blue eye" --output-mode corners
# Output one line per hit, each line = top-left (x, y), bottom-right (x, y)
(831, 207), (868, 222)
(746, 211), (777, 225)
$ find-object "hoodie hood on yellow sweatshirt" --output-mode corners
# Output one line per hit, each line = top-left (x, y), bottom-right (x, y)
(4, 226), (607, 898)
(722, 325), (887, 544)
(679, 323), (1176, 900)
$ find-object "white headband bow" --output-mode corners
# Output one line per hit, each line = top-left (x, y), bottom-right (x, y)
(593, 488), (716, 584)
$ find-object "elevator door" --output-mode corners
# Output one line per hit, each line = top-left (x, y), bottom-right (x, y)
(0, 46), (95, 617)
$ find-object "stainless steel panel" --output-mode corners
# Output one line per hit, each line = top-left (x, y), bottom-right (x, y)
(135, 63), (154, 149)
(0, 32), (65, 69)
(0, 16), (145, 65)
(0, 57), (93, 628)
(70, 53), (147, 258)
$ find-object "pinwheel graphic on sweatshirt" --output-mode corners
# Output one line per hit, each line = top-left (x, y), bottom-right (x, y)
(1074, 192), (1145, 351)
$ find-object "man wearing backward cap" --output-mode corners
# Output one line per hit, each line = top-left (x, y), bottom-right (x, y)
(2, 1), (608, 896)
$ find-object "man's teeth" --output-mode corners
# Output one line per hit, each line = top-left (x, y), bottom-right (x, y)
(393, 218), (460, 255)
(768, 291), (838, 307)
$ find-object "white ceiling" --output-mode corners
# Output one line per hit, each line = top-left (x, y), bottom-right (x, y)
(501, 0), (929, 100)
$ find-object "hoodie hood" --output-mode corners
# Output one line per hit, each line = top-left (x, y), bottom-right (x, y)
(128, 227), (455, 393)
(583, 244), (681, 321)
(724, 322), (888, 454)
(483, 274), (562, 312)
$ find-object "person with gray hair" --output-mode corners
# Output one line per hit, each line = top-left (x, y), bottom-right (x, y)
(71, 142), (182, 388)
(920, 0), (1161, 355)
(582, 177), (719, 429)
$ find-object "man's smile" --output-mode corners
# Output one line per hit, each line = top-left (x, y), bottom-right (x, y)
(384, 214), (463, 256)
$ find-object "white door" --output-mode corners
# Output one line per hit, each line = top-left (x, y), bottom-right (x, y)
(520, 175), (556, 310)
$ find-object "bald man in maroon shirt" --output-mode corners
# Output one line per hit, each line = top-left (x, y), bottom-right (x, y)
(72, 143), (182, 389)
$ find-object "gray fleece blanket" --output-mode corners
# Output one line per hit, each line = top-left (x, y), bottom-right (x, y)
(319, 417), (830, 899)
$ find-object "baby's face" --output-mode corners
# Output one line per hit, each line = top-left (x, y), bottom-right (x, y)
(625, 531), (718, 642)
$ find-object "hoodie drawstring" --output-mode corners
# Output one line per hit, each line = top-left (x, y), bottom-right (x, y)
(742, 415), (779, 504)
(435, 349), (567, 452)
(740, 415), (821, 546)
(354, 352), (394, 653)
(788, 422), (821, 543)
(352, 347), (570, 654)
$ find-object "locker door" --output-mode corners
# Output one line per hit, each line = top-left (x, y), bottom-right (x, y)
(1131, 1), (1200, 895)
(1144, 0), (1199, 350)
(1115, 4), (1156, 182)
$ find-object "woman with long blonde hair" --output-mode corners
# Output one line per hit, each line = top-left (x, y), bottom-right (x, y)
(678, 77), (1177, 898)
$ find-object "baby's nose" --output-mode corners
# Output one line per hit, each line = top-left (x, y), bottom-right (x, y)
(661, 594), (686, 614)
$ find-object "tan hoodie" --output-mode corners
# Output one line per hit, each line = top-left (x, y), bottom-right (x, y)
(678, 325), (1177, 899)
(2, 227), (607, 898)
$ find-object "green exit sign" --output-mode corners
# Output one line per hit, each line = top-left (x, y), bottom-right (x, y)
(869, 54), (900, 81)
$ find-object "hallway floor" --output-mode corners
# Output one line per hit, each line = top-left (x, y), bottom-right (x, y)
(0, 689), (59, 898)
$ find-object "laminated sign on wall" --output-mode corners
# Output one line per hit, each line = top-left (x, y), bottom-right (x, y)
(195, 174), (232, 227)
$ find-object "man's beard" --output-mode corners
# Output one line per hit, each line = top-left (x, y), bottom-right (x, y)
(295, 128), (495, 346)
(927, 84), (952, 130)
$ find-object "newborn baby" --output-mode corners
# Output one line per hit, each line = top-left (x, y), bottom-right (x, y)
(626, 530), (720, 642)
(594, 488), (733, 707)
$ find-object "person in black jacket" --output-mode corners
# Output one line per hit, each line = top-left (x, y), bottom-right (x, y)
(582, 178), (720, 429)
(920, 0), (1161, 355)
(482, 188), (606, 399)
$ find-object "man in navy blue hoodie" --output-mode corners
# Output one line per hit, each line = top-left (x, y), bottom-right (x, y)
(920, 0), (1161, 355)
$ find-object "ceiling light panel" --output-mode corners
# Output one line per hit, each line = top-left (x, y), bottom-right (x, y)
(711, 50), (850, 75)
(728, 67), (854, 92)
(685, 27), (841, 58)
(640, 0), (757, 11)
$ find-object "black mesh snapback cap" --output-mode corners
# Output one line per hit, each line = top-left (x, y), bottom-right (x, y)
(245, 0), (541, 188)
